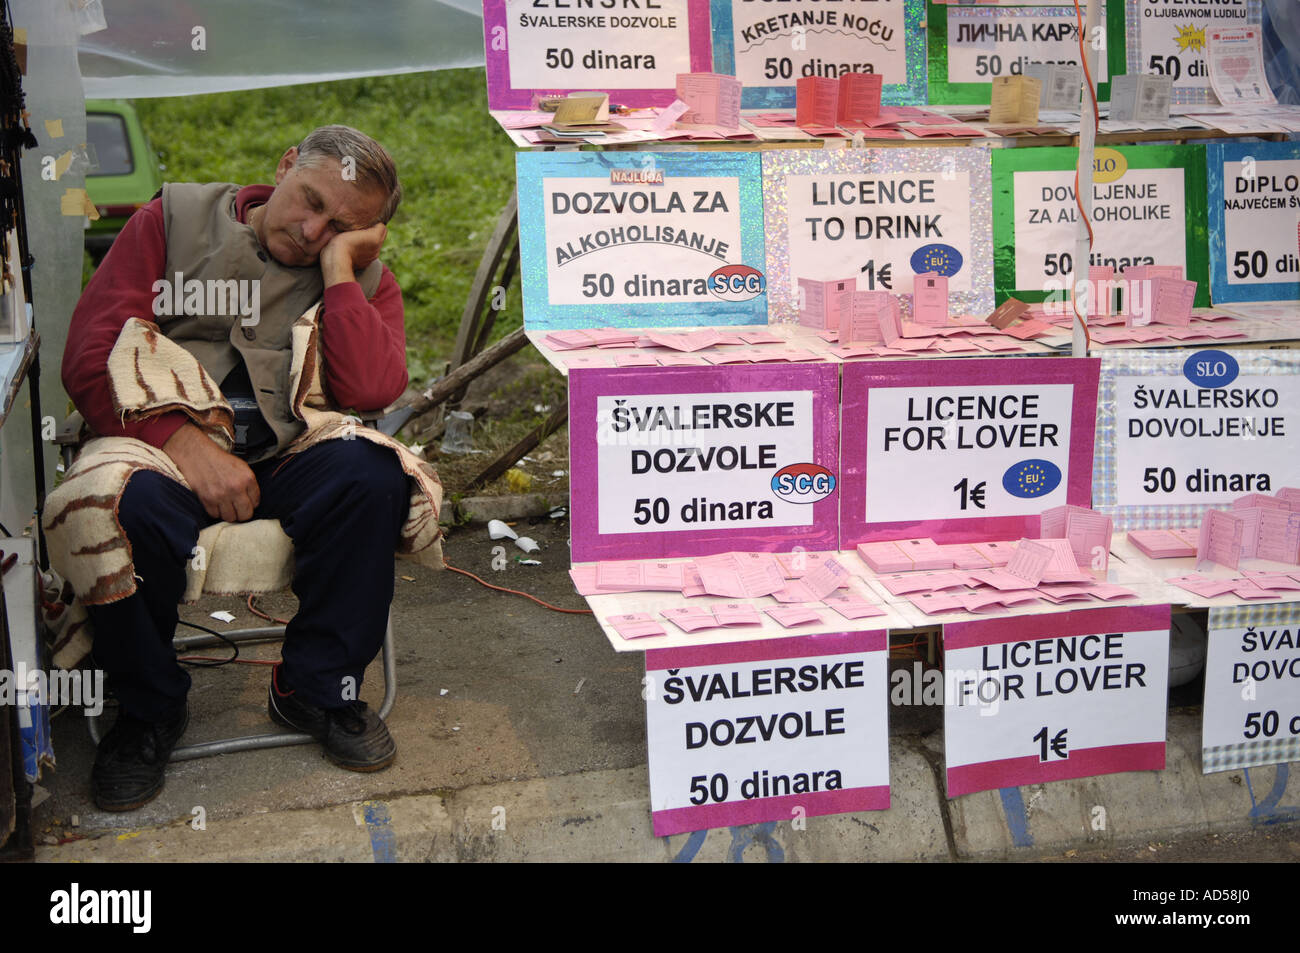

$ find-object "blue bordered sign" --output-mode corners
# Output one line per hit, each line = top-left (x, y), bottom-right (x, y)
(517, 152), (768, 329)
(1206, 140), (1300, 304)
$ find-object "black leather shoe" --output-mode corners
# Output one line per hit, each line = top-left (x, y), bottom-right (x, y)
(268, 666), (396, 772)
(91, 704), (189, 812)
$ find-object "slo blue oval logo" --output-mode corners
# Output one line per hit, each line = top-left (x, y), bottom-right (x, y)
(771, 463), (836, 504)
(910, 244), (963, 278)
(1182, 350), (1238, 389)
(708, 264), (766, 302)
(1002, 459), (1062, 499)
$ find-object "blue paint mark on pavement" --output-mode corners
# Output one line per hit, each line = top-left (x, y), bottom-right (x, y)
(1245, 764), (1300, 825)
(727, 821), (785, 863)
(672, 828), (708, 863)
(999, 788), (1034, 848)
(362, 800), (397, 863)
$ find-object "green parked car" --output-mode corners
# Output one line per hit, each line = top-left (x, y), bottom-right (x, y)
(83, 99), (164, 263)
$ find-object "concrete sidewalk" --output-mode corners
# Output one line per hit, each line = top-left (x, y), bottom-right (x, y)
(29, 517), (1300, 862)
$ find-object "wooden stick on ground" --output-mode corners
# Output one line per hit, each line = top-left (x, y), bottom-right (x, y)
(462, 402), (569, 494)
(397, 326), (530, 437)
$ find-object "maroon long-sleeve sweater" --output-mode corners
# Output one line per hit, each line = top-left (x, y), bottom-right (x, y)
(63, 184), (408, 449)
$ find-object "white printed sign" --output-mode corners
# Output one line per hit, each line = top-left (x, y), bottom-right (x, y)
(729, 0), (907, 89)
(1203, 607), (1300, 772)
(946, 6), (1107, 85)
(865, 383), (1076, 523)
(944, 606), (1170, 797)
(504, 0), (694, 91)
(1011, 167), (1187, 291)
(1112, 373), (1300, 508)
(1135, 0), (1256, 97)
(542, 175), (744, 306)
(1221, 158), (1300, 287)
(786, 171), (974, 296)
(596, 390), (814, 534)
(646, 633), (889, 835)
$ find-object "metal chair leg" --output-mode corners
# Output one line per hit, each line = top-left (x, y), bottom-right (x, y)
(87, 611), (397, 761)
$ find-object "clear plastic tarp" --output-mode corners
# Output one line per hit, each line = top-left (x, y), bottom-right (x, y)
(78, 0), (488, 99)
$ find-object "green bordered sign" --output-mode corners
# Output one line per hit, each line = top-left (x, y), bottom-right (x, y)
(991, 144), (1210, 307)
(925, 0), (1120, 105)
(1204, 602), (1300, 774)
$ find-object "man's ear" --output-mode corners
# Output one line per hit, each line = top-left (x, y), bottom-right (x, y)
(273, 147), (299, 185)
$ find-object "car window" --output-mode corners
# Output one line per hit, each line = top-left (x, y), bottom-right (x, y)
(86, 113), (134, 177)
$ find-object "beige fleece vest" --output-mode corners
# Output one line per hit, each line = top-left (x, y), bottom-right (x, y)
(160, 182), (382, 460)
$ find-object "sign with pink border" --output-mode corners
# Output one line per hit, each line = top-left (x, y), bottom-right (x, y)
(570, 364), (840, 561)
(943, 605), (1170, 798)
(482, 0), (714, 109)
(646, 630), (889, 836)
(840, 358), (1100, 546)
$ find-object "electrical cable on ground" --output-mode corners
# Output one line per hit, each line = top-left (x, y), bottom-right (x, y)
(444, 559), (593, 614)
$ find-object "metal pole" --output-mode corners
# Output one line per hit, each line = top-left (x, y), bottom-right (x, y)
(1071, 0), (1103, 358)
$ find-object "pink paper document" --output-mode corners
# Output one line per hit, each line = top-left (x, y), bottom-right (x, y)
(878, 571), (971, 596)
(1035, 538), (1094, 583)
(837, 72), (882, 123)
(796, 76), (838, 128)
(1240, 571), (1300, 590)
(907, 591), (969, 615)
(775, 551), (835, 577)
(1256, 508), (1300, 563)
(968, 539), (1053, 589)
(1040, 504), (1113, 571)
(696, 553), (785, 598)
(912, 273), (949, 326)
(675, 73), (742, 129)
(821, 589), (886, 620)
(608, 613), (667, 640)
(1166, 573), (1239, 598)
(1149, 277), (1196, 326)
(798, 277), (855, 329)
(1197, 510), (1245, 569)
(713, 603), (763, 626)
(595, 560), (685, 591)
(659, 606), (722, 633)
(764, 605), (824, 628)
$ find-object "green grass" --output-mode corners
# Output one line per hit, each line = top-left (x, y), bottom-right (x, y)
(132, 69), (522, 383)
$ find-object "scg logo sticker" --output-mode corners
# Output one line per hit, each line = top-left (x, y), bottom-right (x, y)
(771, 463), (836, 503)
(708, 264), (766, 302)
(1002, 459), (1062, 499)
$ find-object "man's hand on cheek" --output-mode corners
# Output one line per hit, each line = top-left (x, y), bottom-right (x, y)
(162, 423), (261, 522)
(320, 222), (388, 286)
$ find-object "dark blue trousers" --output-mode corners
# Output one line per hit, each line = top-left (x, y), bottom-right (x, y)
(87, 439), (409, 721)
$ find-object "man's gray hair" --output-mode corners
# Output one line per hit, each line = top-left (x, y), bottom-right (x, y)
(295, 125), (402, 223)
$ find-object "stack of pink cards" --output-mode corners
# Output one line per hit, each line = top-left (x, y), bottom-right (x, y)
(1128, 528), (1199, 559)
(857, 538), (954, 572)
(821, 589), (886, 620)
(764, 605), (824, 628)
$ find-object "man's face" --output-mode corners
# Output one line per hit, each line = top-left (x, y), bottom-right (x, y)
(252, 147), (387, 268)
